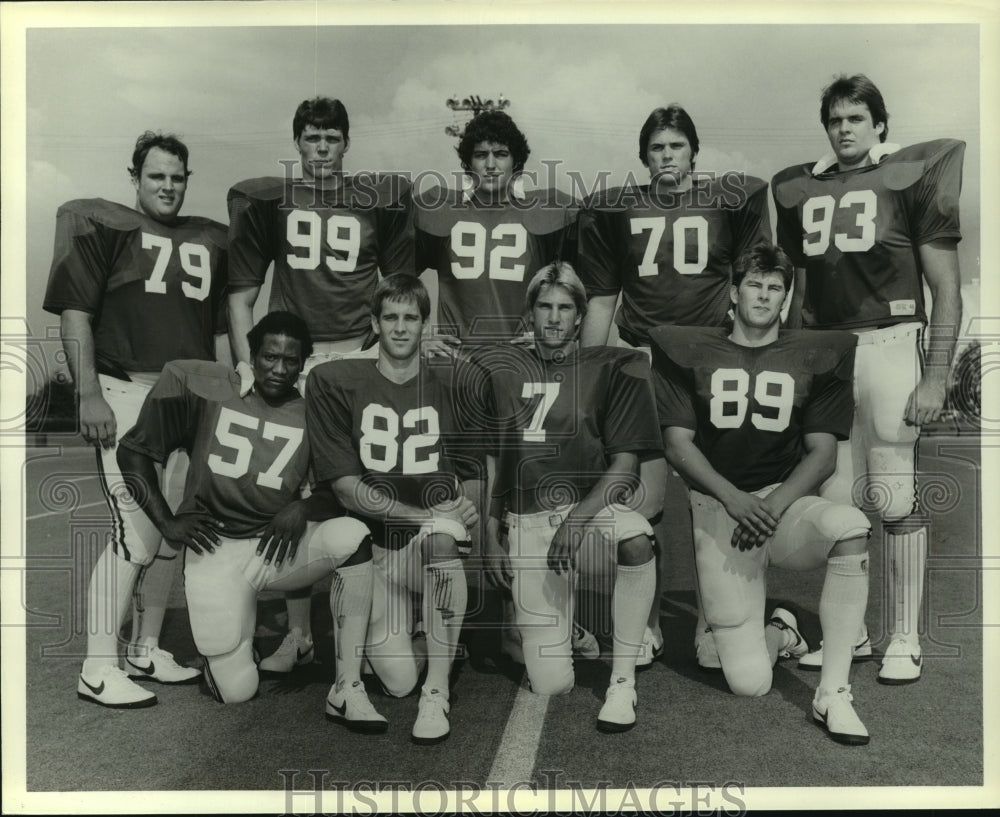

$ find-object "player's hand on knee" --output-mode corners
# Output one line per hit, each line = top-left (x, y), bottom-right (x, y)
(79, 392), (117, 449)
(547, 522), (579, 575)
(163, 511), (223, 555)
(904, 378), (947, 426)
(256, 499), (309, 566)
(431, 496), (479, 530)
(421, 333), (461, 360)
(722, 490), (778, 549)
(484, 533), (513, 590)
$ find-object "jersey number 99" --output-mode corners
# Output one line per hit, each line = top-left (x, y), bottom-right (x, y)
(286, 210), (361, 272)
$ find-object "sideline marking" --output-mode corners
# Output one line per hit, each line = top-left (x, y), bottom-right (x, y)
(25, 499), (106, 521)
(487, 675), (550, 787)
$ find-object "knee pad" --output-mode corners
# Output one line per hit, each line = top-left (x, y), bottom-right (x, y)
(770, 497), (870, 571)
(422, 517), (467, 543)
(865, 445), (918, 521)
(525, 663), (574, 696)
(611, 508), (655, 544)
(712, 622), (772, 697)
(815, 503), (871, 543)
(313, 517), (372, 563)
(204, 642), (258, 704)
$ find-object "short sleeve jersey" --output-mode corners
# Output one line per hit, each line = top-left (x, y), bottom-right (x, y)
(576, 175), (771, 344)
(477, 344), (662, 510)
(227, 175), (414, 341)
(305, 358), (482, 545)
(415, 187), (578, 340)
(650, 326), (857, 492)
(119, 360), (316, 537)
(772, 139), (964, 330)
(43, 199), (228, 373)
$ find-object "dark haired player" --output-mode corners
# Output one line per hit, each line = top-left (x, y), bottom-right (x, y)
(772, 74), (964, 683)
(227, 97), (415, 671)
(415, 110), (577, 343)
(481, 262), (659, 733)
(576, 104), (772, 668)
(653, 242), (872, 745)
(305, 275), (481, 744)
(114, 312), (382, 729)
(44, 131), (227, 707)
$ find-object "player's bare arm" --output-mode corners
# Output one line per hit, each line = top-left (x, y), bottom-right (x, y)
(60, 308), (116, 448)
(663, 425), (778, 548)
(331, 474), (477, 531)
(116, 445), (222, 555)
(483, 454), (513, 589)
(785, 268), (807, 330)
(547, 450), (640, 574)
(227, 285), (261, 394)
(255, 497), (310, 567)
(579, 293), (617, 347)
(907, 239), (962, 426)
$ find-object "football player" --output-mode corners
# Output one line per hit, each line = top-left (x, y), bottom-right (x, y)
(576, 104), (772, 668)
(45, 132), (227, 708)
(304, 275), (481, 744)
(652, 242), (872, 745)
(415, 110), (577, 344)
(480, 262), (660, 733)
(771, 75), (964, 683)
(227, 97), (414, 673)
(114, 312), (383, 729)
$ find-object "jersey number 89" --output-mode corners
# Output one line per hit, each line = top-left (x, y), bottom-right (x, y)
(709, 368), (794, 432)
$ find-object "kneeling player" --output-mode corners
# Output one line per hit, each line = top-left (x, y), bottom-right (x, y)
(480, 262), (660, 733)
(652, 242), (872, 745)
(116, 312), (385, 730)
(305, 275), (481, 745)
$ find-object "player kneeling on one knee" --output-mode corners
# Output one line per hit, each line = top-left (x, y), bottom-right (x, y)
(117, 311), (386, 731)
(653, 241), (873, 745)
(480, 262), (662, 733)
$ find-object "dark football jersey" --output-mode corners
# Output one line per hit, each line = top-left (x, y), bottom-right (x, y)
(43, 199), (228, 372)
(772, 139), (964, 330)
(576, 175), (771, 343)
(119, 360), (318, 537)
(478, 344), (661, 512)
(415, 187), (578, 340)
(650, 326), (857, 492)
(305, 358), (482, 545)
(227, 174), (414, 341)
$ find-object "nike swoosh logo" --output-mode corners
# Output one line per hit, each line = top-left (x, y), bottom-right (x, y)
(297, 648), (310, 662)
(330, 699), (347, 717)
(80, 677), (105, 696)
(127, 658), (157, 676)
(911, 654), (922, 667)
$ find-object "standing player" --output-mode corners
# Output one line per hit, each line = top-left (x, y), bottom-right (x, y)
(44, 132), (227, 707)
(305, 275), (481, 744)
(772, 75), (964, 683)
(114, 312), (383, 729)
(481, 263), (659, 733)
(652, 242), (872, 745)
(415, 110), (576, 343)
(227, 97), (414, 672)
(576, 104), (772, 667)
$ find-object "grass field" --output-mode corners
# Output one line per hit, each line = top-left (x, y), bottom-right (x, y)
(9, 433), (988, 809)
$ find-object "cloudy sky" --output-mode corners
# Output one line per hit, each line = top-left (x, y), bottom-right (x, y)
(2, 2), (989, 356)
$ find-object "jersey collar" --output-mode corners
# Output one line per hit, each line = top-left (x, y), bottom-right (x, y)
(461, 173), (526, 203)
(810, 142), (901, 175)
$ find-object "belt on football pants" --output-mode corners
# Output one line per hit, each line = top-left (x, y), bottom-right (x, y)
(852, 321), (922, 346)
(505, 506), (574, 530)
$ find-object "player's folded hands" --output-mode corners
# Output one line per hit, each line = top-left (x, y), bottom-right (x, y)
(256, 500), (309, 566)
(722, 490), (778, 550)
(163, 511), (223, 555)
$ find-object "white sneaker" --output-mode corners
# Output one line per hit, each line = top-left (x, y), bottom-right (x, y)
(877, 635), (922, 685)
(597, 676), (637, 733)
(412, 686), (450, 745)
(695, 627), (721, 671)
(325, 680), (389, 734)
(798, 625), (872, 670)
(572, 623), (600, 660)
(258, 628), (314, 673)
(125, 646), (200, 685)
(635, 626), (664, 668)
(78, 665), (157, 709)
(812, 685), (870, 745)
(768, 606), (809, 659)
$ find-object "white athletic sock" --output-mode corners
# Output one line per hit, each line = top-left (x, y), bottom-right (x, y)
(885, 521), (927, 643)
(422, 558), (468, 691)
(129, 549), (179, 654)
(86, 549), (141, 671)
(330, 561), (373, 687)
(284, 589), (314, 640)
(611, 556), (656, 679)
(819, 552), (870, 692)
